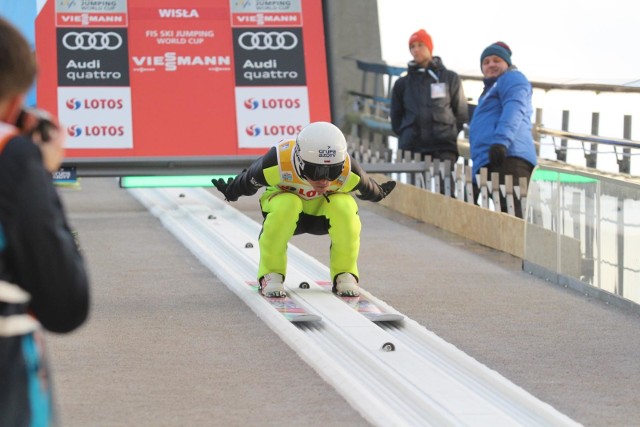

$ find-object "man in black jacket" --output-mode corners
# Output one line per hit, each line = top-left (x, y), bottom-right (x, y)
(390, 29), (469, 195)
(0, 17), (90, 426)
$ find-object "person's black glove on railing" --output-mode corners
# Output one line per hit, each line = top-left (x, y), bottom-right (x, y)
(489, 144), (507, 167)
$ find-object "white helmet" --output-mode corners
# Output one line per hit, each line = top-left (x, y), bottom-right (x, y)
(294, 122), (347, 181)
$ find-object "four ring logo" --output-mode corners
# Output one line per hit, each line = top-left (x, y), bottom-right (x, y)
(238, 31), (298, 51)
(62, 32), (123, 51)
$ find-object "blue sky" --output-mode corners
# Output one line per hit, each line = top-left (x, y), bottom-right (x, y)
(377, 0), (640, 83)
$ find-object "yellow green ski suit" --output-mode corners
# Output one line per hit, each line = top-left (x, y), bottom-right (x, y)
(221, 139), (391, 283)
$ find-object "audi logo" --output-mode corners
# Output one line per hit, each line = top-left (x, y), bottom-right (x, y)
(62, 32), (123, 51)
(238, 31), (298, 51)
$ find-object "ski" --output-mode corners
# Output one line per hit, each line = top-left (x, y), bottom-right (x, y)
(246, 281), (322, 323)
(314, 281), (404, 322)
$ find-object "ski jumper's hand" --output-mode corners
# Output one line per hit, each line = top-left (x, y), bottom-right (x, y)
(357, 180), (396, 202)
(379, 181), (396, 197)
(212, 177), (237, 202)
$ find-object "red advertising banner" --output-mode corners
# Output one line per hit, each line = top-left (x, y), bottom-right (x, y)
(35, 0), (330, 159)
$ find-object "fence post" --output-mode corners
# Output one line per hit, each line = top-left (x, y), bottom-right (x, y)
(504, 175), (515, 216)
(443, 159), (452, 197)
(533, 108), (543, 151)
(619, 115), (632, 174)
(465, 165), (474, 204)
(558, 110), (569, 162)
(586, 112), (599, 168)
(432, 158), (441, 195)
(479, 168), (489, 209)
(455, 164), (464, 201)
(423, 155), (432, 192)
(490, 172), (501, 212)
(617, 195), (625, 296)
(519, 177), (529, 220)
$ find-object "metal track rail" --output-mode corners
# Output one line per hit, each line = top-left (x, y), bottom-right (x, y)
(129, 186), (581, 427)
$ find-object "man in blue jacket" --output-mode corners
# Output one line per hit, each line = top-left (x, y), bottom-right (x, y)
(469, 41), (537, 218)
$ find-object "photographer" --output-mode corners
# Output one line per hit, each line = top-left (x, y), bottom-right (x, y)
(0, 16), (90, 426)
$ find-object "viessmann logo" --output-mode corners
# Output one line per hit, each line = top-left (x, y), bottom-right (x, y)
(238, 31), (298, 50)
(62, 31), (123, 50)
(132, 53), (231, 72)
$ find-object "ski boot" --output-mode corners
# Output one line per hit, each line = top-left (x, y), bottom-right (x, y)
(333, 272), (360, 297)
(259, 273), (286, 298)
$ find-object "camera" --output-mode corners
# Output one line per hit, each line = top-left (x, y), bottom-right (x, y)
(15, 108), (56, 143)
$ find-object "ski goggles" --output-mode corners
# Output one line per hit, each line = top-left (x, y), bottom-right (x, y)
(302, 161), (345, 181)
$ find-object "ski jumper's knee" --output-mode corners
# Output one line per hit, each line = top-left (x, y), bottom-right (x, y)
(325, 194), (361, 280)
(258, 192), (303, 279)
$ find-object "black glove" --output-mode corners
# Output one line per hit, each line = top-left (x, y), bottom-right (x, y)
(357, 180), (396, 202)
(380, 181), (396, 198)
(489, 144), (507, 167)
(212, 177), (237, 202)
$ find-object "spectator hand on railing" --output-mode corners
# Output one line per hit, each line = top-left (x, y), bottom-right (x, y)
(489, 144), (507, 167)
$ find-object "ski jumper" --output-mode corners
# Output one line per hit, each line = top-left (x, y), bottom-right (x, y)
(222, 139), (389, 282)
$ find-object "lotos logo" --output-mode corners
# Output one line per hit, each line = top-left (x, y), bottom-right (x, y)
(261, 98), (301, 109)
(244, 98), (259, 110)
(245, 125), (261, 137)
(67, 125), (82, 137)
(65, 98), (124, 110)
(66, 98), (82, 110)
(263, 124), (303, 136)
(66, 125), (125, 137)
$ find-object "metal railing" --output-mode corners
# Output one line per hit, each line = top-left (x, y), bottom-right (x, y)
(523, 164), (640, 311)
(534, 113), (639, 174)
(349, 59), (640, 310)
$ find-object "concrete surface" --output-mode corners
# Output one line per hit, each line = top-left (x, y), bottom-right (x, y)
(48, 178), (640, 427)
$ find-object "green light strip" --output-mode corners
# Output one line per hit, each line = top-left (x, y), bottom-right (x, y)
(532, 169), (597, 183)
(119, 175), (235, 188)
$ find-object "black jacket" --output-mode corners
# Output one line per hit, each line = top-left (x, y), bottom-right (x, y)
(390, 57), (469, 154)
(0, 133), (90, 426)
